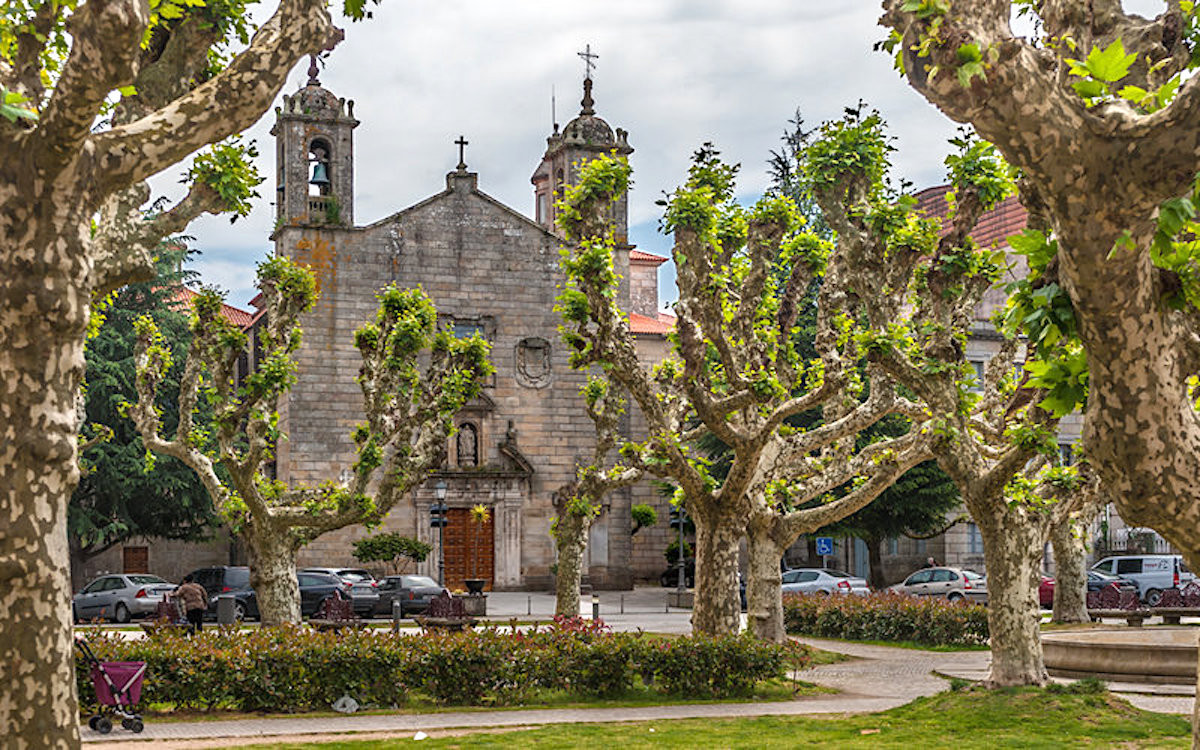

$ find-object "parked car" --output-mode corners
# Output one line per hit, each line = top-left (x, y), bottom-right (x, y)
(188, 566), (258, 621)
(659, 559), (695, 588)
(73, 574), (176, 623)
(301, 567), (380, 615)
(1039, 570), (1140, 608)
(374, 575), (446, 616)
(298, 570), (352, 617)
(889, 567), (988, 604)
(1090, 555), (1195, 606)
(781, 568), (870, 596)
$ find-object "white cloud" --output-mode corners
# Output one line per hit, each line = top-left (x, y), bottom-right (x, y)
(159, 3), (961, 307)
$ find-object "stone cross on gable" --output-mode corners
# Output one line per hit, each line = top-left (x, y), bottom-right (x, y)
(455, 135), (469, 170)
(577, 44), (598, 80)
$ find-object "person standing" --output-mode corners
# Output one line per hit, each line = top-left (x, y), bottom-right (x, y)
(174, 575), (208, 633)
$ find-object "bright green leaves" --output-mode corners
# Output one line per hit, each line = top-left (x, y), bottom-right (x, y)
(955, 42), (985, 86)
(803, 110), (889, 199)
(1118, 76), (1182, 114)
(1148, 184), (1200, 310)
(0, 85), (36, 122)
(899, 0), (949, 18)
(1024, 344), (1088, 418)
(187, 136), (263, 221)
(258, 256), (318, 314)
(944, 136), (1014, 212)
(556, 154), (631, 241)
(1066, 39), (1139, 106)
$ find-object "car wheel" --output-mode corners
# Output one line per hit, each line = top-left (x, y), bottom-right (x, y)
(816, 589), (830, 596)
(947, 592), (963, 603)
(114, 603), (131, 624)
(1145, 588), (1164, 607)
(233, 602), (247, 622)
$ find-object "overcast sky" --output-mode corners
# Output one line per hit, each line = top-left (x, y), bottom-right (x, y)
(161, 2), (971, 308)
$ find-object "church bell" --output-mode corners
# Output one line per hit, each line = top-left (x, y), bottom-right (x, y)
(309, 162), (330, 187)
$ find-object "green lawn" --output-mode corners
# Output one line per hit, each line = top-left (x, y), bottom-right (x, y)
(136, 677), (831, 723)
(239, 687), (1190, 749)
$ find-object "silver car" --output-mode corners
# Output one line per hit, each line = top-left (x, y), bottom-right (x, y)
(781, 568), (870, 596)
(73, 574), (176, 623)
(301, 567), (381, 616)
(889, 566), (988, 604)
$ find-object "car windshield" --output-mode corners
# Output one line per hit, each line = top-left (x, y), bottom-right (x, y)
(401, 576), (438, 588)
(822, 570), (850, 578)
(963, 571), (984, 581)
(337, 571), (371, 582)
(127, 575), (168, 585)
(226, 568), (250, 587)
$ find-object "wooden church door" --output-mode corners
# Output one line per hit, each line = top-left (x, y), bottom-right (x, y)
(443, 507), (494, 591)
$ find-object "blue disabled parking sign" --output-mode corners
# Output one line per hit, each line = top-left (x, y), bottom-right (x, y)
(816, 537), (834, 555)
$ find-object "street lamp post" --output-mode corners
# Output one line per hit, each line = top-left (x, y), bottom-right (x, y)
(430, 480), (448, 587)
(670, 504), (688, 591)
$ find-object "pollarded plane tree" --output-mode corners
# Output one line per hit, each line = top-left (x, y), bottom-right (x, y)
(0, 0), (370, 741)
(550, 378), (651, 618)
(812, 115), (1093, 684)
(133, 259), (491, 625)
(880, 0), (1200, 636)
(557, 148), (936, 638)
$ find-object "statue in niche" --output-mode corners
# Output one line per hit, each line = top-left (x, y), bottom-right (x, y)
(457, 422), (478, 467)
(515, 337), (552, 388)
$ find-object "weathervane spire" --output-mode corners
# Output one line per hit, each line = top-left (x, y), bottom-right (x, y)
(577, 44), (598, 81)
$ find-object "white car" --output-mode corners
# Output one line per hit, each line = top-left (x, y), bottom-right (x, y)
(781, 568), (870, 596)
(1091, 555), (1196, 606)
(889, 567), (988, 604)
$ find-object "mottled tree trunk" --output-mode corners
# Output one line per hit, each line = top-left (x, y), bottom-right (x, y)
(554, 512), (590, 618)
(691, 508), (743, 637)
(866, 536), (887, 591)
(978, 514), (1047, 686)
(1, 214), (91, 747)
(745, 520), (787, 643)
(1050, 511), (1093, 624)
(246, 524), (301, 625)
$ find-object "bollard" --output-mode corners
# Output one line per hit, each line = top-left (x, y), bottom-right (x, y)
(665, 595), (670, 613)
(620, 594), (624, 614)
(392, 598), (402, 633)
(592, 593), (600, 621)
(527, 595), (532, 616)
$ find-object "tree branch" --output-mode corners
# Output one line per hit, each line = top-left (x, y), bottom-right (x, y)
(87, 0), (338, 192)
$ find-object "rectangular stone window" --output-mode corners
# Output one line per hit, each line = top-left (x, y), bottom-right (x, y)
(967, 523), (983, 555)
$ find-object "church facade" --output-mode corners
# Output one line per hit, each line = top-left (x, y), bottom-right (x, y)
(263, 68), (675, 590)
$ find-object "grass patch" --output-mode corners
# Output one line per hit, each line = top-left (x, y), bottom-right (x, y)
(136, 678), (830, 723)
(237, 687), (1191, 749)
(805, 647), (857, 665)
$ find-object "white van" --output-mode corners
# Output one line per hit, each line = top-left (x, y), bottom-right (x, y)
(1091, 555), (1195, 606)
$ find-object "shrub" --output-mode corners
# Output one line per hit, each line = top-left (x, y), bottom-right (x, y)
(782, 592), (988, 647)
(75, 619), (789, 713)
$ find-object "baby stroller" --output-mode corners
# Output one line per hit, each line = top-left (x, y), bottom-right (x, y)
(75, 638), (146, 734)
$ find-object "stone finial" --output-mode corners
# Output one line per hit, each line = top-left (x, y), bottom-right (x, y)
(580, 78), (595, 116)
(307, 54), (320, 86)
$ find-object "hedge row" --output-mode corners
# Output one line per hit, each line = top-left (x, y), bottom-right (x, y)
(77, 617), (810, 712)
(783, 592), (989, 647)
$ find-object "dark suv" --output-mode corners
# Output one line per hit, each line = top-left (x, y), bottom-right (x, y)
(188, 566), (258, 621)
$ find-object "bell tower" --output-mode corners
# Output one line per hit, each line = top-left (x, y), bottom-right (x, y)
(272, 56), (359, 228)
(531, 73), (633, 241)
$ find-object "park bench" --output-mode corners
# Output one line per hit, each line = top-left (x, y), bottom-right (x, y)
(414, 592), (476, 632)
(309, 595), (365, 632)
(1087, 583), (1200, 626)
(140, 595), (189, 634)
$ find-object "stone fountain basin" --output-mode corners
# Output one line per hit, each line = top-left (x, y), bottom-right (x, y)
(1043, 628), (1198, 685)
